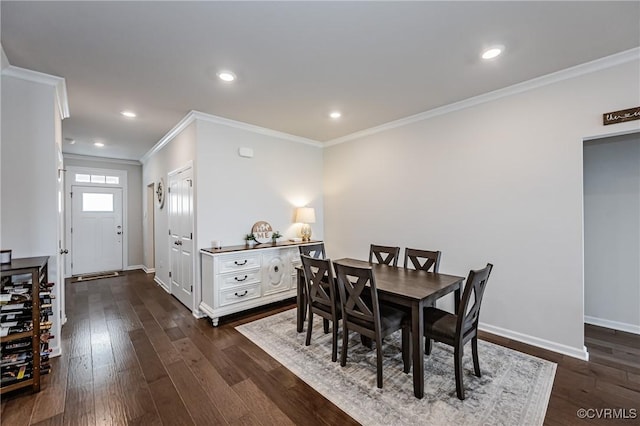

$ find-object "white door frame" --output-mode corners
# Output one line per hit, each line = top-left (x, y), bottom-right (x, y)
(167, 161), (195, 309)
(65, 166), (128, 277)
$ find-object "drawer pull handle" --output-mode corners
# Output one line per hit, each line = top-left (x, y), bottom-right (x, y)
(234, 290), (248, 297)
(234, 275), (248, 282)
(234, 260), (248, 266)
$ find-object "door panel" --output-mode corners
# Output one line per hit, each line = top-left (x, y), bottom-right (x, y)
(168, 167), (194, 310)
(71, 186), (123, 275)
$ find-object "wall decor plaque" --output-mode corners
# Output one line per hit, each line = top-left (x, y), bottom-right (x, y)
(251, 221), (273, 244)
(603, 106), (640, 126)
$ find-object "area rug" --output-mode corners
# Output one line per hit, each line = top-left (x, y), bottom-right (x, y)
(236, 309), (556, 426)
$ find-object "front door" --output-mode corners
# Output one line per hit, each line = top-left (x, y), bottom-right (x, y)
(168, 167), (194, 309)
(71, 186), (123, 275)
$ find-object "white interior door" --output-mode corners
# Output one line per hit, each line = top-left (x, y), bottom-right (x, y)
(71, 186), (123, 275)
(168, 167), (194, 309)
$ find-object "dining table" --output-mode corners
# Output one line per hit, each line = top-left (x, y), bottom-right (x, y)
(296, 258), (465, 399)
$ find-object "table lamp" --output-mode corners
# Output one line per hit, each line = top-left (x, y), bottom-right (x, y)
(295, 207), (316, 241)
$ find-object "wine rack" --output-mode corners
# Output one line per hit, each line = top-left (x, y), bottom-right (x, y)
(1, 256), (53, 394)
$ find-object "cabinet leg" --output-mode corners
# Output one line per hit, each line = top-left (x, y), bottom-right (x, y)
(212, 317), (219, 327)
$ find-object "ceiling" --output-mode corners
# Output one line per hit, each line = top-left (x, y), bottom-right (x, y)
(2, 1), (639, 161)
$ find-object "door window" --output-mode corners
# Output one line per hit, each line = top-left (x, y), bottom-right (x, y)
(82, 193), (114, 212)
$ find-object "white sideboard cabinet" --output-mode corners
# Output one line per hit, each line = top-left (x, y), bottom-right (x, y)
(200, 241), (319, 326)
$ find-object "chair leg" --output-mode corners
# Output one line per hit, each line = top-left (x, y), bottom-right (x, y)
(454, 344), (465, 400)
(305, 310), (314, 346)
(323, 318), (330, 334)
(340, 322), (349, 367)
(402, 327), (411, 374)
(472, 336), (481, 377)
(360, 334), (373, 349)
(376, 336), (383, 388)
(425, 337), (432, 355)
(331, 320), (338, 362)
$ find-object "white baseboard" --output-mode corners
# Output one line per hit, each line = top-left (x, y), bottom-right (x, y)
(125, 264), (145, 271)
(154, 276), (170, 293)
(192, 310), (206, 319)
(479, 322), (589, 361)
(584, 315), (640, 335)
(50, 346), (62, 358)
(142, 266), (156, 274)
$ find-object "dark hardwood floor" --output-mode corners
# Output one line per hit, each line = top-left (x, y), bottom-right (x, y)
(1, 271), (638, 425)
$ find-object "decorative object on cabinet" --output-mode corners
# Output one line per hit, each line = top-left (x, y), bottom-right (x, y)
(1, 256), (54, 395)
(200, 241), (320, 326)
(251, 221), (273, 244)
(244, 233), (257, 246)
(156, 178), (165, 209)
(0, 250), (11, 265)
(271, 231), (282, 244)
(295, 207), (316, 242)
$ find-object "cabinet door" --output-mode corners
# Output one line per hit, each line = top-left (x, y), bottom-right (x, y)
(262, 251), (289, 295)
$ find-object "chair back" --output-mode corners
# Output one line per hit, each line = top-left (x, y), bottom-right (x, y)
(333, 261), (381, 334)
(404, 248), (441, 272)
(369, 244), (400, 267)
(457, 263), (493, 336)
(300, 254), (336, 314)
(299, 242), (326, 259)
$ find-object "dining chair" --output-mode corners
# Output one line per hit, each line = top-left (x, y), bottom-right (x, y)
(404, 248), (441, 272)
(300, 254), (340, 361)
(299, 242), (326, 259)
(421, 263), (493, 400)
(369, 244), (400, 267)
(333, 260), (410, 388)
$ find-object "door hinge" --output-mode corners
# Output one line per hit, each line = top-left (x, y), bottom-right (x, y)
(190, 285), (193, 292)
(168, 229), (171, 235)
(71, 262), (73, 268)
(168, 187), (171, 193)
(169, 271), (172, 278)
(70, 227), (73, 234)
(190, 233), (193, 239)
(70, 192), (73, 198)
(189, 179), (192, 187)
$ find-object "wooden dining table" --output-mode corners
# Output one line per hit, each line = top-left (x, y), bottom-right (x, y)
(296, 258), (465, 399)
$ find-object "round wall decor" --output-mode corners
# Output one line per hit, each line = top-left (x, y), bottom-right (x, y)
(156, 178), (166, 209)
(251, 221), (273, 243)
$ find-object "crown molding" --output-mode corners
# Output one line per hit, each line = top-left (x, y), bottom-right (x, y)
(2, 65), (70, 119)
(326, 47), (640, 147)
(63, 153), (141, 166)
(190, 110), (323, 147)
(140, 110), (322, 163)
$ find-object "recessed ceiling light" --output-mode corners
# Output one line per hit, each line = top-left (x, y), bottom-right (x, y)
(94, 142), (104, 147)
(217, 71), (236, 82)
(121, 110), (136, 118)
(482, 46), (504, 60)
(329, 111), (342, 119)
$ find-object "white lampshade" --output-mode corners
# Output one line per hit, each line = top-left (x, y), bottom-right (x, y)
(295, 207), (316, 224)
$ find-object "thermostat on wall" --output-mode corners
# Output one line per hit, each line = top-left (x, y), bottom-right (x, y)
(238, 147), (254, 158)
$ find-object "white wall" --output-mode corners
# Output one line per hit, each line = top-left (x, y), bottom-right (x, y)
(142, 122), (196, 288)
(1, 73), (62, 356)
(323, 59), (640, 358)
(64, 156), (144, 268)
(195, 118), (324, 248)
(584, 134), (640, 333)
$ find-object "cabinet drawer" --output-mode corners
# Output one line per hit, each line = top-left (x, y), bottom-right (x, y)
(218, 253), (261, 273)
(218, 284), (261, 307)
(217, 270), (261, 290)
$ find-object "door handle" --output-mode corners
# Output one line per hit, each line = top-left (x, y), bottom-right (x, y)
(117, 231), (122, 235)
(59, 249), (68, 255)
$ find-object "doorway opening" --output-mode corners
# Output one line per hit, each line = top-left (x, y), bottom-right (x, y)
(146, 182), (156, 272)
(583, 131), (640, 355)
(65, 167), (128, 277)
